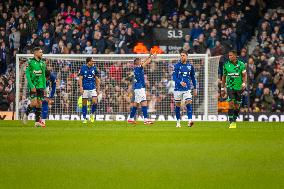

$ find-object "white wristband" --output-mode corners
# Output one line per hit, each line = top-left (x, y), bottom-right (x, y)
(221, 88), (225, 91)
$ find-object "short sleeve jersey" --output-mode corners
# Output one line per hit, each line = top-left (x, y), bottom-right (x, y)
(223, 60), (246, 90)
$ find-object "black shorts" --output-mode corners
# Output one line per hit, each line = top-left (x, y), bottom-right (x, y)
(227, 88), (242, 104)
(29, 88), (45, 100)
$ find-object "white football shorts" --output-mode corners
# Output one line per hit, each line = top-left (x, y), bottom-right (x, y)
(173, 90), (192, 102)
(82, 89), (97, 99)
(133, 88), (147, 103)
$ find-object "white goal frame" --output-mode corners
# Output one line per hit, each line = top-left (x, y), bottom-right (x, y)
(16, 54), (218, 121)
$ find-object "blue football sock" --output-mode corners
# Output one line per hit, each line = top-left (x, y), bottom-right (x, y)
(142, 106), (148, 119)
(91, 103), (97, 114)
(82, 105), (87, 119)
(175, 106), (181, 120)
(186, 104), (192, 120)
(41, 100), (49, 119)
(129, 106), (137, 119)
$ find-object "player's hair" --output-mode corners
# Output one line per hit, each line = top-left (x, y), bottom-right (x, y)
(179, 49), (188, 56)
(229, 50), (237, 55)
(33, 47), (41, 52)
(86, 57), (93, 63)
(134, 58), (141, 65)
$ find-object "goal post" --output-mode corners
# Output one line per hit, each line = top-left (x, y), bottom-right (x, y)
(15, 54), (220, 121)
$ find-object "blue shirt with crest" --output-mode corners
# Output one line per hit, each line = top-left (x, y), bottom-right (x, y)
(80, 65), (99, 90)
(172, 60), (197, 91)
(133, 65), (145, 90)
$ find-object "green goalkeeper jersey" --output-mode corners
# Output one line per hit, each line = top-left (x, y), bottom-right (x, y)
(223, 60), (246, 90)
(25, 58), (46, 89)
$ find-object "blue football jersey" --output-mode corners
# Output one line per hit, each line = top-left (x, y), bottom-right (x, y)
(133, 65), (145, 89)
(80, 65), (99, 90)
(46, 72), (56, 98)
(172, 60), (197, 91)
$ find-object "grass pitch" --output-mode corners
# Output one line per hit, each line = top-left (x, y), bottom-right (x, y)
(0, 121), (284, 189)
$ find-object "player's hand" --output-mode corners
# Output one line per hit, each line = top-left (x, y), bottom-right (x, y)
(80, 87), (84, 95)
(31, 88), (36, 93)
(151, 51), (157, 59)
(180, 82), (187, 87)
(193, 89), (197, 96)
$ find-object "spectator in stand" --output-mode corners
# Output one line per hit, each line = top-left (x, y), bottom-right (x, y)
(247, 57), (256, 86)
(9, 27), (20, 51)
(238, 48), (248, 63)
(0, 0), (282, 114)
(261, 88), (274, 112)
(190, 22), (204, 40)
(35, 1), (49, 22)
(0, 42), (10, 75)
(109, 62), (122, 82)
(211, 41), (224, 56)
(150, 45), (164, 54)
(133, 42), (148, 54)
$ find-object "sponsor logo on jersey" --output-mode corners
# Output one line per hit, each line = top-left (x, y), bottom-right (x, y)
(33, 70), (43, 76)
(228, 73), (239, 77)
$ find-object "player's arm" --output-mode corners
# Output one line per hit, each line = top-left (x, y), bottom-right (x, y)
(25, 60), (36, 92)
(79, 75), (83, 94)
(221, 75), (226, 89)
(94, 68), (100, 94)
(141, 52), (156, 68)
(78, 68), (84, 95)
(125, 72), (134, 81)
(95, 76), (100, 94)
(190, 66), (197, 96)
(221, 63), (227, 89)
(221, 64), (227, 95)
(241, 63), (247, 90)
(173, 64), (182, 85)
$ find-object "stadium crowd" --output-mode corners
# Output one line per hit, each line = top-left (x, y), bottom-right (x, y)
(0, 0), (283, 115)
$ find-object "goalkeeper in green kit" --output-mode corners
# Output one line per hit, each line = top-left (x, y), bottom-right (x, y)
(23, 47), (46, 127)
(221, 50), (247, 129)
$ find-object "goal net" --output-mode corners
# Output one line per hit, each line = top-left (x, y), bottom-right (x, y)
(16, 54), (220, 121)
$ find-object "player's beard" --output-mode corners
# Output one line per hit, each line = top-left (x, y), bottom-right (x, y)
(36, 54), (42, 60)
